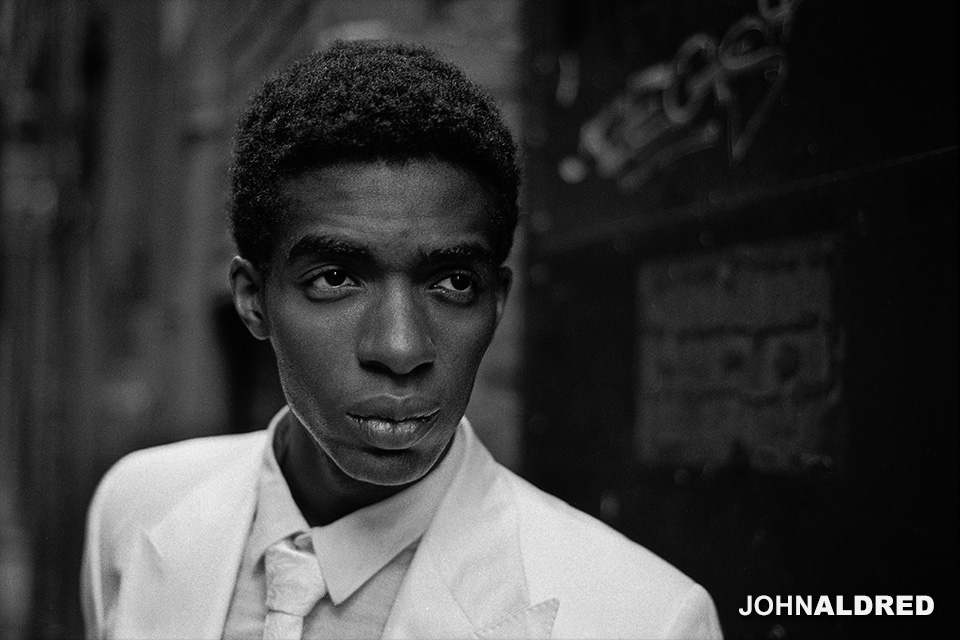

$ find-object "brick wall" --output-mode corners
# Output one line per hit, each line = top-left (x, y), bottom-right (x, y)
(637, 233), (843, 473)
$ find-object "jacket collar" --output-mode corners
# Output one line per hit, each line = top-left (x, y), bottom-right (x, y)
(381, 421), (558, 639)
(113, 430), (267, 639)
(113, 412), (557, 639)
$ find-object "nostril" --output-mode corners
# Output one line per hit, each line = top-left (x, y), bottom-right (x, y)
(360, 356), (434, 379)
(357, 332), (436, 376)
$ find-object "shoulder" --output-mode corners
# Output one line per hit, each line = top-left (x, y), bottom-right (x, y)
(82, 431), (268, 635)
(101, 430), (267, 490)
(500, 467), (721, 639)
(88, 431), (267, 547)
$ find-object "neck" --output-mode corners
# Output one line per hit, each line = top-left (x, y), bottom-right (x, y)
(275, 413), (414, 526)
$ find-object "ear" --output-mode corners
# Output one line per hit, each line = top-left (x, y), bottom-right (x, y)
(229, 256), (270, 340)
(494, 266), (513, 328)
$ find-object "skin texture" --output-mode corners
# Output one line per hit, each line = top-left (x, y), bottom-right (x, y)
(230, 159), (511, 525)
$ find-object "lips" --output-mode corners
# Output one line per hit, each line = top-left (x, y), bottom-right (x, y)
(346, 396), (441, 450)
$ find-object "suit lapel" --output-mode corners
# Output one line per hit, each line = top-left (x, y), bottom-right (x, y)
(112, 432), (267, 640)
(475, 598), (560, 640)
(382, 421), (559, 639)
(108, 417), (559, 639)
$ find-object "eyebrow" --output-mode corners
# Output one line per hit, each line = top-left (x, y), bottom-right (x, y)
(285, 234), (494, 267)
(286, 235), (371, 263)
(419, 242), (493, 266)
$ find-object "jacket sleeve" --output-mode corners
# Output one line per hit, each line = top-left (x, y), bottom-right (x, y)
(662, 583), (723, 639)
(81, 473), (107, 639)
(81, 459), (129, 640)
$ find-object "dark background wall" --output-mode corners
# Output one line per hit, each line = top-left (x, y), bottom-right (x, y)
(521, 1), (956, 638)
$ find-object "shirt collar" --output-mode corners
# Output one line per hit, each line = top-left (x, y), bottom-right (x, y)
(249, 407), (465, 605)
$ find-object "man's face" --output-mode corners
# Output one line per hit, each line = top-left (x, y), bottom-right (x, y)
(235, 159), (510, 487)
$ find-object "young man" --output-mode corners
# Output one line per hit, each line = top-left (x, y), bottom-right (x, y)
(81, 41), (721, 639)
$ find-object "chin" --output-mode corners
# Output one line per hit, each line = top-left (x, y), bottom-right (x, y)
(293, 407), (455, 487)
(337, 448), (437, 487)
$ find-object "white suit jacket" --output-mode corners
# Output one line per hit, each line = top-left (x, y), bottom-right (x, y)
(82, 416), (722, 639)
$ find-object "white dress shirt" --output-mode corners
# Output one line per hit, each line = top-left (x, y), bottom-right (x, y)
(222, 411), (464, 639)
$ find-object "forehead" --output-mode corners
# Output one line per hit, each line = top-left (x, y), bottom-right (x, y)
(273, 160), (494, 266)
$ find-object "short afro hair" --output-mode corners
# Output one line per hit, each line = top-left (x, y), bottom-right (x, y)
(229, 40), (520, 271)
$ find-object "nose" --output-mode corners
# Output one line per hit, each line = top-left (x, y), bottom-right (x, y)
(357, 283), (436, 376)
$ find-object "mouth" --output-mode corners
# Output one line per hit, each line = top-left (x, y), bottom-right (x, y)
(347, 411), (439, 451)
(346, 395), (442, 450)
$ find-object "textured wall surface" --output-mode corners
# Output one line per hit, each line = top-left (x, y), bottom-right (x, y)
(637, 234), (843, 472)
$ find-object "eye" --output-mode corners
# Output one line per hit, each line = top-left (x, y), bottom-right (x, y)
(319, 269), (349, 287)
(434, 273), (476, 295)
(305, 267), (358, 299)
(439, 274), (473, 291)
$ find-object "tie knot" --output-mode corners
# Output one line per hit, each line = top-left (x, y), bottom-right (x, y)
(264, 534), (327, 616)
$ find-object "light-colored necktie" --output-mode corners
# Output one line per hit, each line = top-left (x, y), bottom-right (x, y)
(263, 533), (327, 640)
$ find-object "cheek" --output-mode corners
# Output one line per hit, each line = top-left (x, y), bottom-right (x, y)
(438, 306), (499, 381)
(269, 305), (352, 403)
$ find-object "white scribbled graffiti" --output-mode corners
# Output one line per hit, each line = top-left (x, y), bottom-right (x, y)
(562, 0), (802, 192)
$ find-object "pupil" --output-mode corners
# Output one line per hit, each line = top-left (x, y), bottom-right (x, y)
(324, 270), (346, 286)
(451, 275), (470, 290)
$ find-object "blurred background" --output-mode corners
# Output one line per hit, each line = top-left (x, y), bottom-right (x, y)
(0, 0), (955, 638)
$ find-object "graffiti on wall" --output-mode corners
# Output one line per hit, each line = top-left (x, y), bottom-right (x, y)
(560, 0), (801, 192)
